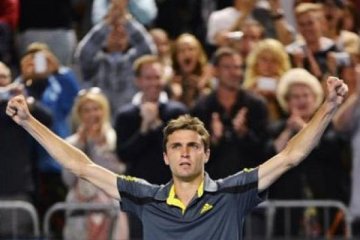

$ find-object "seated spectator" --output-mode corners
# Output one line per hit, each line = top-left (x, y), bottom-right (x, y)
(115, 55), (187, 239)
(192, 47), (269, 180)
(268, 68), (350, 237)
(243, 38), (291, 121)
(115, 55), (187, 184)
(168, 33), (213, 108)
(75, 0), (156, 116)
(0, 61), (52, 238)
(15, 42), (80, 231)
(62, 88), (129, 240)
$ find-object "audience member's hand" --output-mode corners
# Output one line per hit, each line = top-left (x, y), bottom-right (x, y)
(290, 48), (305, 68)
(140, 102), (162, 133)
(286, 108), (306, 132)
(232, 107), (248, 137)
(269, 0), (281, 12)
(20, 50), (60, 81)
(78, 124), (105, 146)
(106, 0), (128, 25)
(210, 112), (223, 143)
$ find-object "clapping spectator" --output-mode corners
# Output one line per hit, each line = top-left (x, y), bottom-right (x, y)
(76, 0), (156, 116)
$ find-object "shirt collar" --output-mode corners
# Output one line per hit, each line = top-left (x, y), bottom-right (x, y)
(154, 172), (218, 201)
(131, 91), (168, 106)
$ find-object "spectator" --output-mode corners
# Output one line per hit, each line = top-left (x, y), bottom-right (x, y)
(286, 3), (347, 80)
(18, 0), (78, 66)
(192, 47), (269, 180)
(15, 42), (80, 228)
(243, 38), (291, 121)
(115, 55), (187, 185)
(316, 0), (360, 58)
(0, 61), (52, 238)
(75, 0), (156, 116)
(230, 19), (265, 61)
(92, 0), (158, 26)
(115, 55), (187, 239)
(169, 33), (213, 108)
(62, 88), (129, 240)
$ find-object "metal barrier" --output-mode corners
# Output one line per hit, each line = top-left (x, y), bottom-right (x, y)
(0, 200), (40, 237)
(43, 202), (119, 238)
(245, 200), (353, 240)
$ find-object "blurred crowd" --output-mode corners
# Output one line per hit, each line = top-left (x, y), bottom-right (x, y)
(0, 0), (360, 239)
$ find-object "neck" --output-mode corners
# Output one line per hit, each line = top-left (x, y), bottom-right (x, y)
(306, 39), (321, 52)
(172, 173), (204, 207)
(217, 86), (238, 112)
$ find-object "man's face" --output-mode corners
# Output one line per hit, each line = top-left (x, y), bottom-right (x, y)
(107, 24), (129, 52)
(0, 64), (11, 87)
(234, 25), (263, 58)
(296, 12), (322, 43)
(215, 54), (243, 90)
(136, 62), (164, 102)
(164, 130), (209, 181)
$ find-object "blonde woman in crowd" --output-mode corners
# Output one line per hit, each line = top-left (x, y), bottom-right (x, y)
(169, 33), (213, 108)
(243, 38), (291, 121)
(62, 88), (129, 240)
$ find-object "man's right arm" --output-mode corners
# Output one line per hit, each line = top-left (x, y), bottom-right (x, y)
(6, 95), (120, 200)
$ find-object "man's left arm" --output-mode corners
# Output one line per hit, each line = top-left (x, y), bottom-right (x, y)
(258, 76), (348, 191)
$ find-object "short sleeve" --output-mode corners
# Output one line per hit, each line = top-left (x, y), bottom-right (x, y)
(117, 175), (159, 218)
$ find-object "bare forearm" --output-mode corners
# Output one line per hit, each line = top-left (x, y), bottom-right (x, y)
(283, 102), (336, 166)
(274, 20), (294, 45)
(22, 116), (93, 175)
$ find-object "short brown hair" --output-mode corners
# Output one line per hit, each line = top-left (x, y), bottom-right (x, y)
(163, 114), (210, 152)
(133, 55), (162, 77)
(212, 47), (240, 67)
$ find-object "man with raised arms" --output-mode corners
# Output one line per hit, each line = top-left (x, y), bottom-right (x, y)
(6, 76), (348, 239)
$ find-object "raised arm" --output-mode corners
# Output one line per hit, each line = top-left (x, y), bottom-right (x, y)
(258, 76), (348, 191)
(6, 95), (120, 200)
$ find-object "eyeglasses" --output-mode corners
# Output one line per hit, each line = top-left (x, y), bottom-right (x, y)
(77, 87), (102, 97)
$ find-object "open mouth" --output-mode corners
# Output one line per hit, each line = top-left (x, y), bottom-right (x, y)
(179, 162), (191, 167)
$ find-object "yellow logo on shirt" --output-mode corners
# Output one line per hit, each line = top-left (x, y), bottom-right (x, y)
(119, 175), (140, 182)
(200, 203), (213, 214)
